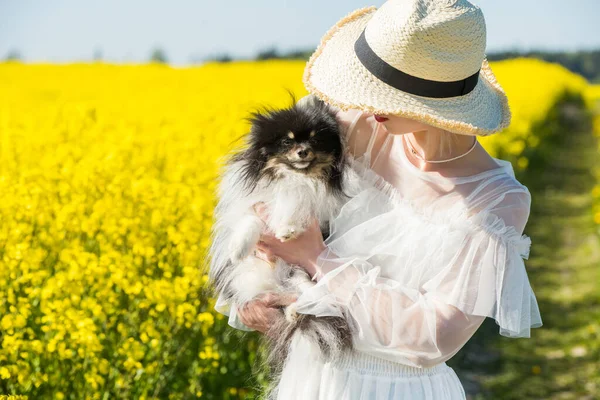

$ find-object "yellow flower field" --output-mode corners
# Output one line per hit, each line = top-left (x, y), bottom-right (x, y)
(0, 59), (595, 398)
(0, 60), (305, 399)
(478, 58), (589, 170)
(584, 84), (600, 227)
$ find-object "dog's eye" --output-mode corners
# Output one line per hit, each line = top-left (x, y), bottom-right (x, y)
(282, 138), (293, 146)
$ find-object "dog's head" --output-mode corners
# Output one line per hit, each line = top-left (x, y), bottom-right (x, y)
(233, 95), (346, 193)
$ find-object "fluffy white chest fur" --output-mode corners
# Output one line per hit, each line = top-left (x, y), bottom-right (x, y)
(223, 162), (343, 308)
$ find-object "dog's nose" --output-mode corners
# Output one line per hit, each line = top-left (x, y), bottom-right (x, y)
(297, 149), (309, 158)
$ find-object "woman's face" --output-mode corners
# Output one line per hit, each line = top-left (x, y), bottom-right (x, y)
(373, 114), (427, 135)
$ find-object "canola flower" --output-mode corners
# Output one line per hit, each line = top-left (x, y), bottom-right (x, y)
(0, 59), (595, 398)
(0, 60), (305, 399)
(584, 85), (600, 227)
(478, 57), (589, 170)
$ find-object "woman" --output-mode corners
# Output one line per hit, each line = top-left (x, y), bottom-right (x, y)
(234, 0), (543, 398)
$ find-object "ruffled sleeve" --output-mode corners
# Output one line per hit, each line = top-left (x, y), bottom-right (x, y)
(214, 293), (254, 332)
(421, 190), (542, 338)
(293, 189), (543, 368)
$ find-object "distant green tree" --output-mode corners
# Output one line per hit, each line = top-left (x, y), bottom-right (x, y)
(214, 53), (233, 63)
(93, 47), (103, 61)
(281, 49), (313, 60)
(487, 49), (600, 83)
(5, 49), (21, 61)
(202, 52), (233, 63)
(150, 48), (168, 63)
(255, 46), (279, 60)
(201, 45), (600, 82)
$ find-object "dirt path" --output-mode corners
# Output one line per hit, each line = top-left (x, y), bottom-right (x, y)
(450, 96), (600, 400)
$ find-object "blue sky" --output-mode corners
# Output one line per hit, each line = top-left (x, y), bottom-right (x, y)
(1, 0), (599, 65)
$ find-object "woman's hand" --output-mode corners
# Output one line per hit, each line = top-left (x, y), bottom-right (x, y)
(237, 292), (298, 336)
(253, 202), (326, 279)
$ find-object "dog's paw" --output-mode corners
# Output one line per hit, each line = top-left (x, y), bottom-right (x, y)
(228, 215), (264, 263)
(284, 303), (299, 323)
(275, 225), (301, 242)
(228, 236), (253, 263)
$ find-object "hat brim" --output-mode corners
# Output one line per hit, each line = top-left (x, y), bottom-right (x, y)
(302, 6), (512, 136)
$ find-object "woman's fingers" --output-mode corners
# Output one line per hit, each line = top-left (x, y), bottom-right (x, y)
(239, 300), (261, 330)
(258, 231), (277, 245)
(256, 292), (276, 305)
(238, 293), (302, 334)
(256, 241), (276, 262)
(238, 303), (250, 326)
(268, 294), (298, 307)
(253, 202), (270, 221)
(238, 297), (287, 333)
(260, 292), (298, 307)
(252, 201), (265, 214)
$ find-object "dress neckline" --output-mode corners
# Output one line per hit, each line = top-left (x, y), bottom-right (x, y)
(343, 110), (519, 211)
(372, 116), (513, 184)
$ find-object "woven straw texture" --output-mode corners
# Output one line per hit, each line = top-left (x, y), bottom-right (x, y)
(302, 0), (512, 136)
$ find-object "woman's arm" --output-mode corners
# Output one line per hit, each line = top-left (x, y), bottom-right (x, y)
(291, 245), (487, 368)
(257, 191), (542, 368)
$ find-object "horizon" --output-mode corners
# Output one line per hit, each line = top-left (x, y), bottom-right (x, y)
(2, 0), (599, 66)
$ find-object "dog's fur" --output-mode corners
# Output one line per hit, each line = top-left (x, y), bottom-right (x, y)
(207, 93), (355, 396)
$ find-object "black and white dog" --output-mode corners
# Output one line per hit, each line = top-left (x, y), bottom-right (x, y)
(207, 93), (356, 392)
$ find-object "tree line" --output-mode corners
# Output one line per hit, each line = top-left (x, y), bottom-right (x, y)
(4, 46), (600, 83)
(203, 47), (600, 83)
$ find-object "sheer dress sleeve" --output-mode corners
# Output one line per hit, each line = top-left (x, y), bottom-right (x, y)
(293, 161), (543, 369)
(293, 94), (543, 367)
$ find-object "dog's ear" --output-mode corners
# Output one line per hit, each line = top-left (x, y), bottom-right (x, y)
(296, 94), (323, 110)
(327, 151), (346, 196)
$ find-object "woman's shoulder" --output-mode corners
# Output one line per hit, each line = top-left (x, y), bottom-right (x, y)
(467, 173), (532, 239)
(464, 146), (530, 205)
(332, 107), (368, 139)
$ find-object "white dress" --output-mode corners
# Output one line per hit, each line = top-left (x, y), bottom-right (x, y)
(215, 108), (543, 399)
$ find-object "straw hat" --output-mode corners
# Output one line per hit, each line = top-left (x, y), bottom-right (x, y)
(302, 0), (511, 136)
